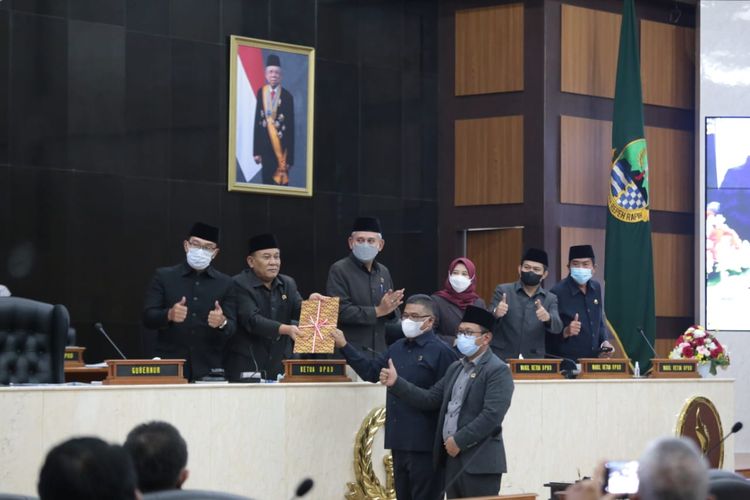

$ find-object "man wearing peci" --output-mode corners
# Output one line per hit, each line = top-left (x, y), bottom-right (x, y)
(489, 248), (563, 360)
(547, 245), (614, 370)
(142, 222), (236, 382)
(225, 233), (325, 381)
(381, 306), (515, 499)
(326, 216), (404, 356)
(253, 54), (295, 186)
(332, 295), (458, 500)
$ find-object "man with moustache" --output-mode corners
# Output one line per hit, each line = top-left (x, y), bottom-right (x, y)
(225, 233), (325, 381)
(488, 248), (563, 360)
(143, 222), (236, 382)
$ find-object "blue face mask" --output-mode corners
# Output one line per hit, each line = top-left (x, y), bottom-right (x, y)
(456, 334), (481, 357)
(570, 267), (593, 285)
(352, 242), (379, 262)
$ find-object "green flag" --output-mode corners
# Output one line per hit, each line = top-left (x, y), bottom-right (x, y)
(604, 0), (656, 372)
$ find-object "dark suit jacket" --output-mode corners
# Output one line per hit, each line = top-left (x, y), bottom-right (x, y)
(142, 262), (236, 381)
(389, 349), (514, 474)
(326, 254), (400, 354)
(253, 86), (295, 166)
(224, 270), (302, 380)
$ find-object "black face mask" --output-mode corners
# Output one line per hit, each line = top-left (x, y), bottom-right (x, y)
(520, 271), (542, 286)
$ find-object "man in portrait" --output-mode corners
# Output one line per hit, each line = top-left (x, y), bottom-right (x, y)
(253, 54), (295, 186)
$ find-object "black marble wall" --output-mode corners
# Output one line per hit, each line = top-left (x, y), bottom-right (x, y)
(0, 0), (439, 361)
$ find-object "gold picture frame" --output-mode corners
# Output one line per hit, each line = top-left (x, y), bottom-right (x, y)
(227, 36), (315, 197)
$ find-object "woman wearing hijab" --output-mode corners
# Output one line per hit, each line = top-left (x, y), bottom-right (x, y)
(431, 257), (486, 345)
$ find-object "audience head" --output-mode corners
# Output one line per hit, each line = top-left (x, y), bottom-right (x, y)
(568, 245), (596, 286)
(636, 436), (709, 500)
(124, 421), (189, 493)
(38, 436), (139, 500)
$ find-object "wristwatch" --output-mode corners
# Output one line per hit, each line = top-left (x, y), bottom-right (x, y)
(218, 318), (228, 329)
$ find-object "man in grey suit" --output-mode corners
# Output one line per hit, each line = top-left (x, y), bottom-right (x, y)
(380, 305), (514, 499)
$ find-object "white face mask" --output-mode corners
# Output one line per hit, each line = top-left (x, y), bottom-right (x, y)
(401, 318), (426, 338)
(449, 275), (472, 293)
(187, 247), (214, 270)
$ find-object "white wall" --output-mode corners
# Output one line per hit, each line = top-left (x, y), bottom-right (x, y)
(698, 0), (750, 454)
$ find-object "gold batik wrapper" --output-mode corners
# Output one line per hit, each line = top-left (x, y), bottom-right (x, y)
(294, 297), (340, 354)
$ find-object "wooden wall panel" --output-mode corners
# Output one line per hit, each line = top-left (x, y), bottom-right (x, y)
(455, 115), (524, 206)
(455, 3), (524, 96)
(560, 115), (611, 206)
(561, 4), (620, 98)
(467, 228), (524, 304)
(653, 232), (692, 317)
(559, 227), (606, 280)
(645, 125), (694, 213)
(641, 20), (695, 110)
(560, 116), (694, 214)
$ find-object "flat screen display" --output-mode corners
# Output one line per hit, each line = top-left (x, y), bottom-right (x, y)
(706, 116), (750, 331)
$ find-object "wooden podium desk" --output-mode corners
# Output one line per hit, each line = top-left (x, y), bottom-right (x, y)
(0, 378), (734, 500)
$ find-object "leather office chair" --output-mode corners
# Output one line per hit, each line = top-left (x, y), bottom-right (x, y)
(0, 297), (69, 384)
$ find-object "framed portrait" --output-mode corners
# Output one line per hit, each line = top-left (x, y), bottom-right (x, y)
(227, 36), (315, 196)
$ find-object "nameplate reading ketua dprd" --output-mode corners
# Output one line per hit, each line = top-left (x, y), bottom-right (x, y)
(578, 358), (632, 379)
(507, 359), (563, 379)
(103, 359), (188, 385)
(282, 359), (351, 383)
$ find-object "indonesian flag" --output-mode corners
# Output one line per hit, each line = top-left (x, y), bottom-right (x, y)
(235, 46), (265, 183)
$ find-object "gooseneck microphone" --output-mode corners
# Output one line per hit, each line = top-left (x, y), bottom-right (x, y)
(94, 322), (127, 359)
(637, 327), (658, 357)
(704, 421), (743, 457)
(288, 477), (314, 499)
(530, 349), (578, 378)
(440, 426), (502, 498)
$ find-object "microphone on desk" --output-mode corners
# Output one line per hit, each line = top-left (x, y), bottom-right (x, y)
(440, 426), (502, 498)
(637, 326), (658, 357)
(530, 349), (578, 379)
(704, 422), (743, 458)
(288, 477), (314, 499)
(94, 322), (127, 359)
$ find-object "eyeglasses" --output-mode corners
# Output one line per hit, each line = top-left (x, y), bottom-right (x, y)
(456, 329), (484, 337)
(401, 314), (431, 321)
(188, 240), (217, 252)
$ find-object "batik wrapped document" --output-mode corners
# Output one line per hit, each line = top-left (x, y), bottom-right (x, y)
(294, 297), (340, 354)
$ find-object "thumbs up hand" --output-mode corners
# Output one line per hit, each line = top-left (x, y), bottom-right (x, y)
(534, 299), (551, 322)
(494, 293), (509, 318)
(208, 300), (226, 328)
(379, 358), (398, 387)
(168, 296), (188, 323)
(565, 313), (582, 338)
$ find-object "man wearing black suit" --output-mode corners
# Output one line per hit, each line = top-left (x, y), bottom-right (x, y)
(253, 54), (295, 186)
(142, 222), (236, 382)
(225, 233), (325, 381)
(381, 305), (514, 499)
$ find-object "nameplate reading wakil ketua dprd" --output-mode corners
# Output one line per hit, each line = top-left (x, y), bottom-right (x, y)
(507, 359), (563, 379)
(650, 358), (699, 378)
(103, 359), (188, 385)
(578, 358), (632, 379)
(282, 359), (351, 383)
